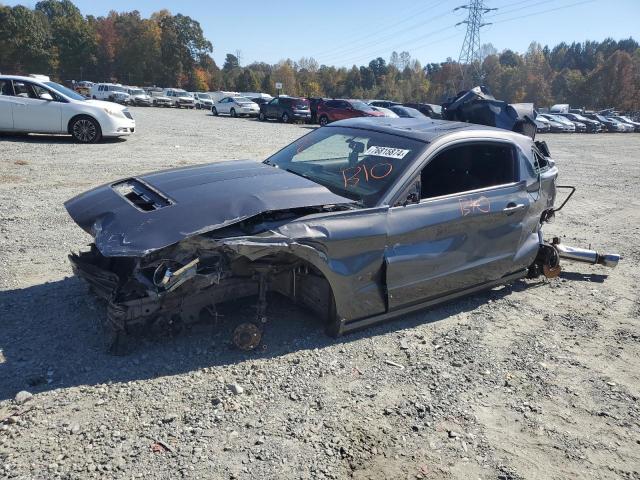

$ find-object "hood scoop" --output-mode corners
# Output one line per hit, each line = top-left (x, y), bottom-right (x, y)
(112, 179), (172, 212)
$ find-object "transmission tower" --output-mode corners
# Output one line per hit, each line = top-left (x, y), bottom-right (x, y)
(455, 1), (496, 89)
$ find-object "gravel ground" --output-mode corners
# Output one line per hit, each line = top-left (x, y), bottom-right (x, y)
(1, 108), (639, 480)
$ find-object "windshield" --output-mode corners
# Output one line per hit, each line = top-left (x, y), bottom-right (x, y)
(44, 81), (85, 101)
(264, 126), (425, 206)
(548, 114), (567, 122)
(350, 100), (374, 112)
(198, 93), (211, 99)
(571, 114), (588, 121)
(129, 89), (144, 95)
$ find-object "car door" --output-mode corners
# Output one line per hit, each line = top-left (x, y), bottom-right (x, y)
(266, 98), (278, 118)
(0, 79), (15, 130)
(11, 81), (63, 133)
(218, 97), (231, 114)
(384, 140), (531, 310)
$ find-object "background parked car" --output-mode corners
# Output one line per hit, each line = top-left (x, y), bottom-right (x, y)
(212, 96), (260, 117)
(534, 117), (551, 133)
(558, 112), (602, 132)
(402, 102), (443, 119)
(147, 89), (172, 107)
(316, 99), (384, 126)
(258, 96), (311, 123)
(584, 113), (627, 132)
(0, 75), (134, 143)
(191, 92), (213, 110)
(207, 91), (240, 103)
(370, 106), (399, 118)
(90, 83), (130, 104)
(125, 87), (152, 106)
(248, 97), (270, 106)
(368, 100), (401, 108)
(609, 115), (640, 132)
(388, 105), (427, 119)
(163, 88), (195, 108)
(538, 113), (576, 132)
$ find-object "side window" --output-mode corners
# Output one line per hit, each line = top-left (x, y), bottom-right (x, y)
(31, 84), (54, 101)
(270, 98), (278, 105)
(0, 79), (14, 96)
(420, 143), (517, 200)
(13, 81), (35, 98)
(325, 100), (338, 108)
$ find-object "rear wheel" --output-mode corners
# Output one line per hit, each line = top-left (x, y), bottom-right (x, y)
(211, 106), (218, 116)
(230, 108), (237, 118)
(319, 115), (329, 126)
(70, 116), (102, 143)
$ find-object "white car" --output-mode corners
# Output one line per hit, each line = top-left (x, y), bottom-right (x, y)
(370, 106), (399, 118)
(191, 92), (213, 110)
(126, 87), (153, 106)
(90, 83), (131, 104)
(211, 96), (260, 117)
(147, 90), (172, 107)
(163, 88), (195, 108)
(0, 75), (135, 143)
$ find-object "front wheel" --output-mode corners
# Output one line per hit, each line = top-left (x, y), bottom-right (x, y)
(211, 106), (218, 116)
(258, 112), (266, 121)
(281, 112), (290, 123)
(319, 115), (329, 126)
(70, 116), (102, 143)
(230, 108), (237, 118)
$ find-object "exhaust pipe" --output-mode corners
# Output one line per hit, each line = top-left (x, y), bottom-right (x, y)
(555, 243), (620, 268)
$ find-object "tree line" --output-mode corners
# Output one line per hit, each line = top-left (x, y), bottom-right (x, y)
(1, 0), (639, 110)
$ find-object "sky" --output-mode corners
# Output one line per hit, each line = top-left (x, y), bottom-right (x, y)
(6, 0), (640, 67)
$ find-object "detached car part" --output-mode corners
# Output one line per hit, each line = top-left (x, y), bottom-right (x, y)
(65, 116), (619, 352)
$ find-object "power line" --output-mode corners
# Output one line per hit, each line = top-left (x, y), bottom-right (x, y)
(491, 0), (596, 24)
(310, 0), (447, 60)
(486, 0), (557, 18)
(318, 8), (454, 65)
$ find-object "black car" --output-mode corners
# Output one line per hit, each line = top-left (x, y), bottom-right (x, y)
(368, 100), (401, 108)
(558, 113), (602, 133)
(584, 113), (625, 132)
(258, 96), (311, 123)
(249, 97), (270, 106)
(403, 102), (443, 119)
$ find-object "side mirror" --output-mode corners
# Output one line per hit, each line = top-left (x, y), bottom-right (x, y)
(404, 192), (419, 206)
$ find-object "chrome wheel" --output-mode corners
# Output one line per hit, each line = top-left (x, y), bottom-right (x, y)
(71, 118), (99, 143)
(282, 112), (289, 123)
(211, 107), (218, 116)
(230, 108), (237, 118)
(319, 115), (329, 126)
(258, 112), (266, 121)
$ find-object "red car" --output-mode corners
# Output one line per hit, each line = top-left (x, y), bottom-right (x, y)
(317, 99), (384, 126)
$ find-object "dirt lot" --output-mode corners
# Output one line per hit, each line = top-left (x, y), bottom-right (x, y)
(1, 108), (639, 480)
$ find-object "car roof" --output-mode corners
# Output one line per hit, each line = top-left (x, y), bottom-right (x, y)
(0, 75), (48, 83)
(327, 117), (532, 145)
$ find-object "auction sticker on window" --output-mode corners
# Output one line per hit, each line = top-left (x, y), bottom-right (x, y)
(364, 146), (410, 160)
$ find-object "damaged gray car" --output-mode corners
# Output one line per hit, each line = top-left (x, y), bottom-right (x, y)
(65, 116), (619, 351)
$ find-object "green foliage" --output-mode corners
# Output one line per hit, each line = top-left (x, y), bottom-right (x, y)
(0, 0), (637, 110)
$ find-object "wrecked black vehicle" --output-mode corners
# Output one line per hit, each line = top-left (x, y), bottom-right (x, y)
(65, 114), (619, 351)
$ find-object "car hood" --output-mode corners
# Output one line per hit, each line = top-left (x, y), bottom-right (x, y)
(64, 160), (354, 257)
(85, 99), (127, 110)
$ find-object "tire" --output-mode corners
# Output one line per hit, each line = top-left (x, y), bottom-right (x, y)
(281, 112), (290, 123)
(230, 108), (237, 118)
(258, 112), (266, 121)
(211, 106), (218, 116)
(319, 115), (329, 126)
(70, 116), (102, 143)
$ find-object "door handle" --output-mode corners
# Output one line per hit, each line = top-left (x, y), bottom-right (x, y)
(503, 203), (525, 214)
